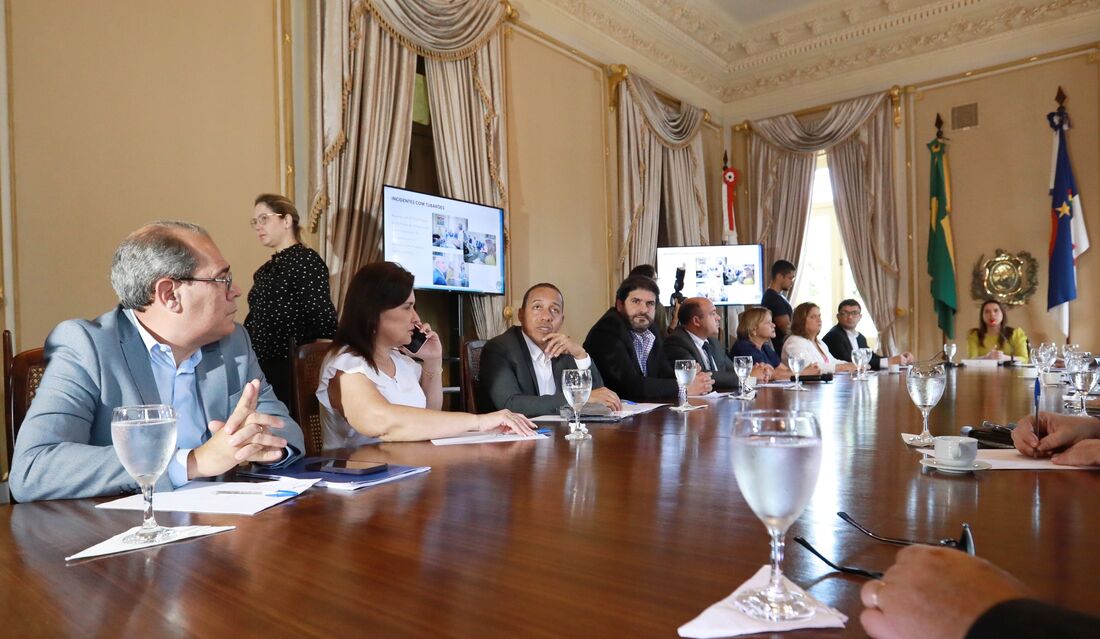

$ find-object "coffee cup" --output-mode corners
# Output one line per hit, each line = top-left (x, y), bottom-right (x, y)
(933, 436), (978, 467)
(888, 363), (900, 374)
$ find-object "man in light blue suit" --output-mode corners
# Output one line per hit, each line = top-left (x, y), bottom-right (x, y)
(9, 221), (304, 502)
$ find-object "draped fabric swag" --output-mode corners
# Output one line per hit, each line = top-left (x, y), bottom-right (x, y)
(616, 74), (709, 281)
(747, 92), (901, 351)
(309, 0), (510, 339)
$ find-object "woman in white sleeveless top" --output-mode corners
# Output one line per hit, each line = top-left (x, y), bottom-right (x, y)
(780, 302), (856, 375)
(316, 262), (536, 448)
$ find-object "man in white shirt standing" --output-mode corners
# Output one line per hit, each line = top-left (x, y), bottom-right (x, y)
(822, 299), (913, 370)
(478, 283), (621, 416)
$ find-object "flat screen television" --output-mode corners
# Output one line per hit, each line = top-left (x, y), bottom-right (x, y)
(382, 185), (505, 295)
(655, 244), (764, 306)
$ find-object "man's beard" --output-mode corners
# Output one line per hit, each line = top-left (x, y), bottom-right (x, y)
(629, 314), (652, 331)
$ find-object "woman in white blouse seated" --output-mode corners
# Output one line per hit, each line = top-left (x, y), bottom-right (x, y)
(781, 302), (857, 375)
(316, 262), (536, 448)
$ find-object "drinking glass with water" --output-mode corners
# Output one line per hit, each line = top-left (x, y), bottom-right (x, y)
(852, 347), (872, 380)
(671, 360), (697, 411)
(111, 404), (178, 544)
(787, 353), (808, 391)
(561, 369), (592, 440)
(730, 409), (822, 621)
(905, 363), (946, 447)
(733, 356), (754, 400)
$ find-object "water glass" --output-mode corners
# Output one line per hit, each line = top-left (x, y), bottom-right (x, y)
(905, 363), (946, 447)
(1065, 353), (1096, 416)
(852, 347), (872, 380)
(787, 353), (808, 391)
(943, 342), (957, 364)
(111, 404), (178, 544)
(561, 369), (593, 440)
(731, 410), (822, 621)
(733, 356), (754, 399)
(671, 360), (697, 411)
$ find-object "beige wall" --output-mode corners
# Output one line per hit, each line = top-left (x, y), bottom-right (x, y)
(911, 53), (1100, 355)
(504, 26), (612, 337)
(7, 0), (286, 350)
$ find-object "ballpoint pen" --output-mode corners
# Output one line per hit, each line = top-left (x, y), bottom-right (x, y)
(214, 489), (300, 497)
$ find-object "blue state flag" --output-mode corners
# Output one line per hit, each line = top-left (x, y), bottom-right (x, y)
(1047, 109), (1089, 320)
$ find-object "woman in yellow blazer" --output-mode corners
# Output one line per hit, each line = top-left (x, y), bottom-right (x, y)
(967, 299), (1029, 362)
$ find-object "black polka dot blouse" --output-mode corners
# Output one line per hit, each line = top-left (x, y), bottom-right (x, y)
(244, 243), (338, 361)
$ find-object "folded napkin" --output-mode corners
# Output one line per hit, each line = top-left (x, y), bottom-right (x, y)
(678, 566), (846, 638)
(65, 525), (234, 561)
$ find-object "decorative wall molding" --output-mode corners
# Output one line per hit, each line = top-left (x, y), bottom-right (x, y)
(538, 0), (1100, 102)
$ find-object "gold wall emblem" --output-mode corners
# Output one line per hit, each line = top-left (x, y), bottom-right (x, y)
(970, 249), (1038, 306)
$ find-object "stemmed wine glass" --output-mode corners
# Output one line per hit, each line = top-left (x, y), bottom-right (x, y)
(1063, 344), (1082, 400)
(905, 363), (946, 447)
(730, 409), (823, 621)
(111, 405), (178, 544)
(852, 347), (872, 381)
(1065, 352), (1096, 416)
(787, 353), (808, 391)
(943, 343), (957, 365)
(671, 360), (697, 411)
(561, 369), (592, 440)
(733, 356), (754, 400)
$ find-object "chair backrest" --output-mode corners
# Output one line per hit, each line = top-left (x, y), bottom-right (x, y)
(4, 330), (46, 480)
(461, 339), (486, 413)
(291, 339), (333, 457)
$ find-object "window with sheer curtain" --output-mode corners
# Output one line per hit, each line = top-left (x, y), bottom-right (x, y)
(791, 152), (879, 348)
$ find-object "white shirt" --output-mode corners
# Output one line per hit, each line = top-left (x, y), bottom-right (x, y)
(686, 330), (716, 370)
(781, 335), (842, 374)
(845, 327), (861, 353)
(520, 332), (590, 396)
(316, 347), (425, 449)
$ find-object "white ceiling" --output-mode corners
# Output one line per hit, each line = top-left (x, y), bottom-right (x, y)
(541, 0), (1100, 103)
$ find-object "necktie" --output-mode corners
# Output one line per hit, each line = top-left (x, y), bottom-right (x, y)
(701, 341), (717, 372)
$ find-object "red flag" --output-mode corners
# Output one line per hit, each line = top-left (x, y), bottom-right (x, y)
(722, 152), (739, 242)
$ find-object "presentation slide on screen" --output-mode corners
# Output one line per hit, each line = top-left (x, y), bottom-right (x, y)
(655, 245), (763, 306)
(382, 186), (505, 295)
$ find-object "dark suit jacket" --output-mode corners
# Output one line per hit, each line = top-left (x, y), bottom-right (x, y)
(966, 599), (1099, 638)
(583, 308), (677, 401)
(663, 327), (740, 391)
(822, 323), (885, 370)
(478, 327), (606, 417)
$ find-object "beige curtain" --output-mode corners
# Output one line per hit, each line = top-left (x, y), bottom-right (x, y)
(827, 98), (901, 351)
(747, 92), (900, 349)
(617, 74), (709, 280)
(310, 2), (416, 308)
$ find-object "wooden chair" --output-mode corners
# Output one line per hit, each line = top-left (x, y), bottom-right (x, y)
(4, 330), (46, 497)
(461, 339), (486, 413)
(290, 339), (332, 457)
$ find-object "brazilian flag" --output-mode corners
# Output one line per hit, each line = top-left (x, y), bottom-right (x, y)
(927, 139), (957, 339)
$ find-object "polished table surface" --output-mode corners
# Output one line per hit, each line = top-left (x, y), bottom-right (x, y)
(3, 368), (1100, 637)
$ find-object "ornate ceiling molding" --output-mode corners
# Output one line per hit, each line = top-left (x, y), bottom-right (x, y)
(539, 0), (1100, 103)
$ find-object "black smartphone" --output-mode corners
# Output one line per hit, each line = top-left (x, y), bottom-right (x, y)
(305, 460), (388, 476)
(406, 327), (427, 353)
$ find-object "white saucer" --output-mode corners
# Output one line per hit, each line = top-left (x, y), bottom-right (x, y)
(901, 433), (935, 448)
(919, 457), (992, 473)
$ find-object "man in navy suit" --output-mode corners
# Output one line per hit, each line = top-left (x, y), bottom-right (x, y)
(479, 283), (620, 416)
(10, 221), (303, 502)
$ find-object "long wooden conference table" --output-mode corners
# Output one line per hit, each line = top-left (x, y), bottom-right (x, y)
(3, 367), (1099, 637)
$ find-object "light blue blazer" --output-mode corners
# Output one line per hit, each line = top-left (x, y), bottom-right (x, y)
(9, 306), (303, 502)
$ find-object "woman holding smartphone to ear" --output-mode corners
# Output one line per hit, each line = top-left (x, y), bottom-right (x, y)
(316, 261), (536, 448)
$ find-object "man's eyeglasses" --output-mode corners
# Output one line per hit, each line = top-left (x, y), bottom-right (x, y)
(176, 272), (234, 294)
(794, 511), (975, 579)
(838, 310), (862, 318)
(249, 212), (284, 229)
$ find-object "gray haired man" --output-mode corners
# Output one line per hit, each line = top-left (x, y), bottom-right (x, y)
(10, 221), (304, 502)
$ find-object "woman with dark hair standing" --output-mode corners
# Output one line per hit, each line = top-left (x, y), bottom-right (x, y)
(244, 194), (338, 407)
(316, 262), (536, 447)
(967, 299), (1029, 361)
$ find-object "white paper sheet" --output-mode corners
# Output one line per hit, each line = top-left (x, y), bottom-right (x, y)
(430, 432), (550, 446)
(96, 479), (320, 516)
(66, 525), (235, 561)
(617, 402), (667, 416)
(678, 565), (846, 638)
(977, 448), (1099, 470)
